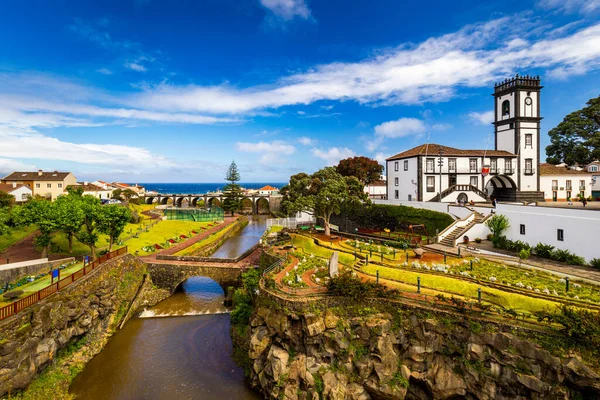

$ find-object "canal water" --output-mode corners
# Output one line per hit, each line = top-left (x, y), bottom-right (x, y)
(70, 217), (268, 399)
(211, 216), (267, 259)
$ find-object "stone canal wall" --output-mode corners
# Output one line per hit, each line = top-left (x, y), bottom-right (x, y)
(146, 262), (247, 293)
(0, 253), (146, 396)
(241, 294), (600, 400)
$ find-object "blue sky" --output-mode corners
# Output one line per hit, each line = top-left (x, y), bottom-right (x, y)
(0, 0), (599, 183)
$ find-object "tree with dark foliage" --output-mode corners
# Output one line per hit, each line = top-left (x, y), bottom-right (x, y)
(336, 156), (384, 186)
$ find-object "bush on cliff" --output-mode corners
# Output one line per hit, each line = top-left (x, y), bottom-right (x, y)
(327, 269), (399, 301)
(231, 269), (261, 325)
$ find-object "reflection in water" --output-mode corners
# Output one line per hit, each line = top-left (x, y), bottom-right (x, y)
(70, 277), (262, 400)
(211, 216), (267, 259)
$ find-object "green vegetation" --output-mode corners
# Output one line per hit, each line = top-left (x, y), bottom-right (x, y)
(338, 204), (454, 234)
(0, 224), (36, 253)
(493, 236), (589, 266)
(175, 218), (246, 256)
(281, 167), (366, 236)
(126, 220), (209, 255)
(327, 269), (399, 300)
(290, 234), (355, 266)
(222, 160), (243, 216)
(485, 214), (510, 237)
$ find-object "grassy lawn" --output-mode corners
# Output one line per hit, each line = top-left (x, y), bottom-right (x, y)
(0, 261), (83, 307)
(362, 264), (560, 314)
(175, 221), (238, 256)
(290, 234), (356, 266)
(0, 225), (37, 253)
(125, 220), (210, 255)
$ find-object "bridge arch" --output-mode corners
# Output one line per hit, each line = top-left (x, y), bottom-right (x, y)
(145, 196), (156, 205)
(207, 197), (221, 208)
(160, 197), (171, 205)
(191, 197), (203, 207)
(241, 197), (254, 214)
(256, 197), (270, 214)
(147, 263), (247, 294)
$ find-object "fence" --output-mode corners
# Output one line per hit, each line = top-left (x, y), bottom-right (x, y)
(0, 247), (128, 322)
(266, 216), (316, 229)
(163, 207), (224, 222)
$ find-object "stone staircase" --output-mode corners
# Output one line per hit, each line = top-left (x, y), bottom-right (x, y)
(438, 210), (486, 248)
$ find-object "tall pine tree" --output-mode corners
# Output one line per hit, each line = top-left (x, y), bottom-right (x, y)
(222, 161), (243, 216)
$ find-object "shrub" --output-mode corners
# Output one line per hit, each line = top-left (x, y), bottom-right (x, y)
(533, 243), (554, 258)
(518, 248), (531, 261)
(486, 233), (493, 241)
(327, 270), (399, 300)
(485, 214), (510, 237)
(536, 306), (600, 350)
(591, 258), (600, 269)
(475, 238), (482, 243)
(567, 255), (586, 266)
(552, 249), (572, 263)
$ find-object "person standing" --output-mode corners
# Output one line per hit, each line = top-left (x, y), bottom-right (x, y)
(582, 197), (588, 207)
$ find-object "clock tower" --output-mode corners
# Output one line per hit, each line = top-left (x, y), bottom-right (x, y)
(493, 74), (544, 202)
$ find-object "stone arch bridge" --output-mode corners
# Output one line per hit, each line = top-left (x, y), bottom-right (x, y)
(143, 193), (279, 214)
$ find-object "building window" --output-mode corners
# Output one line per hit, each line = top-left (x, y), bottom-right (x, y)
(490, 159), (497, 173)
(580, 180), (586, 190)
(505, 159), (512, 174)
(394, 190), (399, 199)
(552, 180), (558, 191)
(502, 100), (510, 116)
(408, 194), (412, 201)
(426, 176), (435, 192)
(35, 183), (40, 189)
(395, 177), (399, 186)
(469, 159), (477, 173)
(525, 134), (532, 148)
(509, 122), (514, 129)
(21, 194), (28, 200)
(404, 160), (408, 171)
(46, 183), (51, 189)
(394, 162), (399, 172)
(524, 159), (533, 175)
(566, 180), (572, 190)
(591, 165), (598, 172)
(470, 176), (478, 187)
(448, 158), (456, 173)
(426, 158), (434, 173)
(58, 183), (63, 189)
(520, 224), (526, 235)
(557, 229), (564, 242)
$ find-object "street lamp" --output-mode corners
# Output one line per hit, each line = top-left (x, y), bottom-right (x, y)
(437, 149), (444, 202)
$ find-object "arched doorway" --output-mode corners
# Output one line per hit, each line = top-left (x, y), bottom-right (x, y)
(457, 193), (468, 203)
(486, 175), (517, 202)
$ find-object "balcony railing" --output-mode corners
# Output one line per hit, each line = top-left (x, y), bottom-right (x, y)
(552, 186), (558, 191)
(580, 186), (586, 190)
(423, 167), (515, 174)
(566, 186), (572, 191)
(524, 168), (535, 175)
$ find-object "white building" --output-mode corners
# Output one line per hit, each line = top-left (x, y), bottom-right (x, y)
(586, 162), (600, 198)
(70, 182), (115, 200)
(257, 185), (279, 195)
(386, 75), (544, 204)
(365, 180), (387, 200)
(539, 163), (593, 201)
(0, 183), (32, 203)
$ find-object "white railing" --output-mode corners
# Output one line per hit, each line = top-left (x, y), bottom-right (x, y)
(266, 217), (316, 229)
(437, 212), (476, 243)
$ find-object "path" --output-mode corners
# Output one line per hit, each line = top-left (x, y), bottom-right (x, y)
(0, 233), (68, 264)
(272, 256), (327, 295)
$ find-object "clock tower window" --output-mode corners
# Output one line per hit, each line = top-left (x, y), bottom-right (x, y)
(502, 100), (510, 116)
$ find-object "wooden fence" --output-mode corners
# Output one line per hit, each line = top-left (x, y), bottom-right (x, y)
(0, 247), (128, 321)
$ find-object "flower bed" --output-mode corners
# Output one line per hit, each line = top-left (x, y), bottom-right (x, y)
(281, 254), (328, 288)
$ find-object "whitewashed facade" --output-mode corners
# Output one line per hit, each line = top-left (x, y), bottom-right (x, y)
(386, 75), (544, 204)
(539, 164), (593, 201)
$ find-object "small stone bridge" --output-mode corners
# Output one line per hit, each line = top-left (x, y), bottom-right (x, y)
(142, 193), (281, 214)
(145, 247), (262, 293)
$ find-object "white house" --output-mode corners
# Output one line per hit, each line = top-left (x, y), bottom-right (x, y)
(70, 182), (115, 200)
(258, 185), (279, 195)
(0, 183), (32, 203)
(587, 162), (600, 198)
(539, 163), (593, 201)
(365, 180), (387, 200)
(386, 75), (544, 204)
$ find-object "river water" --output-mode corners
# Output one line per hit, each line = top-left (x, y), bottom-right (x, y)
(211, 216), (267, 258)
(69, 218), (267, 400)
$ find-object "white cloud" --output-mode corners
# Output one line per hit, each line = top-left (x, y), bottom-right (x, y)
(374, 118), (427, 139)
(124, 62), (147, 72)
(468, 111), (495, 125)
(311, 147), (355, 166)
(298, 136), (315, 145)
(259, 0), (312, 21)
(374, 152), (389, 166)
(0, 126), (174, 170)
(538, 0), (600, 14)
(236, 140), (296, 165)
(0, 158), (36, 175)
(431, 123), (452, 131)
(121, 20), (600, 115)
(96, 68), (113, 75)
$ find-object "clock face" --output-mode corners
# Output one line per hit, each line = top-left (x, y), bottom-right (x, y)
(525, 97), (532, 106)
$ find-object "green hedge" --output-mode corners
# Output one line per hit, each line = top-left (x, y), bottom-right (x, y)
(334, 204), (454, 235)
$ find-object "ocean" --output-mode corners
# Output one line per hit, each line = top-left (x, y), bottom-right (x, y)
(135, 182), (287, 194)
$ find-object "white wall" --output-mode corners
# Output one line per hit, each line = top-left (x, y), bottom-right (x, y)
(497, 204), (600, 262)
(540, 175), (593, 201)
(7, 186), (32, 202)
(373, 199), (452, 216)
(387, 157), (418, 201)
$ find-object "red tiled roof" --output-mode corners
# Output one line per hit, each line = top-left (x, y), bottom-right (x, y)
(2, 171), (71, 181)
(259, 185), (278, 191)
(386, 144), (516, 161)
(0, 183), (29, 193)
(540, 163), (593, 176)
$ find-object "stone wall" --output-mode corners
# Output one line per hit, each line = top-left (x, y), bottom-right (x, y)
(146, 262), (248, 293)
(241, 295), (600, 400)
(0, 253), (146, 396)
(0, 257), (75, 285)
(157, 243), (259, 263)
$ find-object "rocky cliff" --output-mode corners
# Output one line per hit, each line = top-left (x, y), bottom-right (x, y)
(241, 295), (600, 400)
(0, 253), (152, 396)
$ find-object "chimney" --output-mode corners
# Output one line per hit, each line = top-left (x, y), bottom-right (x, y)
(37, 170), (43, 176)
